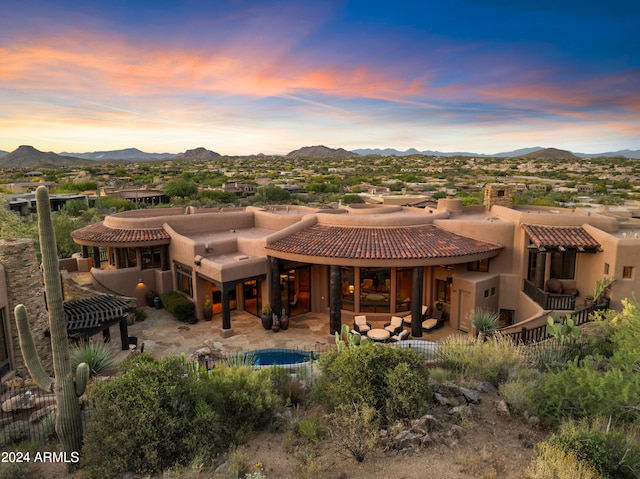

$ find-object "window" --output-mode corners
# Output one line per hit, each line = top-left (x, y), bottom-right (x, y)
(360, 267), (391, 313)
(604, 263), (610, 275)
(340, 267), (354, 311)
(435, 278), (451, 304)
(0, 308), (10, 377)
(468, 259), (489, 272)
(396, 268), (413, 312)
(550, 251), (576, 279)
(623, 266), (634, 279)
(141, 246), (162, 270)
(116, 247), (137, 269)
(175, 264), (193, 297)
(497, 190), (505, 197)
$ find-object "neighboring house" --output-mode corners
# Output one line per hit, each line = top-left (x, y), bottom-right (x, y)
(4, 192), (88, 215)
(66, 184), (640, 339)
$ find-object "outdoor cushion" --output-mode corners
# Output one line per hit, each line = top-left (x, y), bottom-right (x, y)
(354, 315), (370, 333)
(384, 316), (404, 334)
(422, 318), (439, 330)
(546, 279), (563, 294)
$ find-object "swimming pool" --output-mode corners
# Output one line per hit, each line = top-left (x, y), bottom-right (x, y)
(243, 348), (315, 367)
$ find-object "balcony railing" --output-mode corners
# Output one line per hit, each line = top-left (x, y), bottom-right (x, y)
(522, 278), (576, 311)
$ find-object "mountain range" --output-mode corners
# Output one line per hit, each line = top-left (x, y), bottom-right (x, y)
(1, 145), (639, 167)
(352, 147), (640, 159)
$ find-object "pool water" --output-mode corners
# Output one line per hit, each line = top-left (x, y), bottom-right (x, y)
(244, 348), (314, 367)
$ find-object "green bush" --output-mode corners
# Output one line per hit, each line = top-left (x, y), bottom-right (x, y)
(314, 344), (432, 424)
(70, 341), (115, 377)
(83, 355), (280, 478)
(546, 420), (640, 479)
(0, 421), (30, 448)
(532, 360), (640, 422)
(160, 291), (195, 321)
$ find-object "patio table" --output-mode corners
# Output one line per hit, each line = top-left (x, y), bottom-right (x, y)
(367, 328), (391, 342)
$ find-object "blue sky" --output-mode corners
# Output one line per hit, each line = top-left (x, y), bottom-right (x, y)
(1, 0), (638, 155)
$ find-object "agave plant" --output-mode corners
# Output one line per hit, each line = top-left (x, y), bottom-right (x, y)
(70, 341), (116, 377)
(470, 308), (501, 338)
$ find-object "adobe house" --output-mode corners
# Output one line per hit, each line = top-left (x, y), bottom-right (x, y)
(65, 185), (640, 339)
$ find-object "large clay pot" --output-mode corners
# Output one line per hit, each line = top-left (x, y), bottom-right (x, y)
(279, 315), (289, 330)
(261, 314), (273, 330)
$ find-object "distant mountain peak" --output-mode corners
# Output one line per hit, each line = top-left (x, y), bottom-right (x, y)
(286, 145), (357, 158)
(0, 145), (91, 168)
(516, 147), (579, 159)
(171, 147), (221, 160)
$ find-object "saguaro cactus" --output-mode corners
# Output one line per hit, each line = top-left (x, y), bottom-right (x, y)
(14, 186), (89, 468)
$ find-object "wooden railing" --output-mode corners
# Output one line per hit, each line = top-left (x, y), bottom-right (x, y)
(522, 279), (576, 311)
(501, 301), (605, 345)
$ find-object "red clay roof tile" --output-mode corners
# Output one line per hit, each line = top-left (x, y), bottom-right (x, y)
(521, 224), (600, 249)
(71, 221), (170, 244)
(266, 224), (502, 260)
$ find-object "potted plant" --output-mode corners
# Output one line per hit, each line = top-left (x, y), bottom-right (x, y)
(584, 294), (595, 307)
(279, 307), (289, 330)
(271, 313), (280, 332)
(202, 294), (212, 321)
(261, 304), (273, 330)
(145, 290), (156, 307)
(435, 302), (443, 311)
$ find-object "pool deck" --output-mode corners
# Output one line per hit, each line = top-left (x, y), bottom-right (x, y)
(107, 306), (459, 364)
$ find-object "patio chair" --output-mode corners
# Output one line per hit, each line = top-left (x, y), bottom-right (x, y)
(353, 315), (371, 334)
(422, 309), (445, 332)
(384, 316), (404, 335)
(390, 329), (410, 342)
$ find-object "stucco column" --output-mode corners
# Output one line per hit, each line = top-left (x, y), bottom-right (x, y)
(411, 266), (424, 337)
(220, 286), (234, 338)
(92, 246), (101, 269)
(269, 257), (282, 318)
(119, 318), (129, 350)
(329, 265), (342, 334)
(535, 252), (546, 290)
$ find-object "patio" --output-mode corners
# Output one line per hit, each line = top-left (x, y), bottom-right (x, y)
(106, 306), (458, 363)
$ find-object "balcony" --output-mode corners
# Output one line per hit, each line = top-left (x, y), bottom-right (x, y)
(522, 278), (576, 311)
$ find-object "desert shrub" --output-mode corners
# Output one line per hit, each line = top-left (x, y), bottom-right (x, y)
(0, 460), (37, 479)
(197, 364), (281, 444)
(226, 446), (252, 479)
(532, 358), (640, 422)
(528, 442), (602, 479)
(314, 344), (431, 424)
(33, 412), (57, 443)
(499, 369), (541, 415)
(160, 291), (195, 321)
(132, 308), (147, 322)
(0, 421), (30, 447)
(270, 366), (306, 405)
(83, 355), (279, 478)
(329, 402), (379, 462)
(437, 334), (523, 386)
(546, 420), (640, 479)
(525, 340), (576, 372)
(296, 415), (328, 444)
(70, 341), (115, 377)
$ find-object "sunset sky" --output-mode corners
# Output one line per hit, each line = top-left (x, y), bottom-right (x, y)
(1, 0), (639, 155)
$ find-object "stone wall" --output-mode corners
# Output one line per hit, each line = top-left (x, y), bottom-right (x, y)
(0, 238), (53, 378)
(484, 184), (515, 210)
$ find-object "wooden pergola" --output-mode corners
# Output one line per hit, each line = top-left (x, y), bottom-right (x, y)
(62, 296), (136, 350)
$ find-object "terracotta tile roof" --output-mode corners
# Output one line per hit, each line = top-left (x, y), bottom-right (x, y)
(521, 224), (600, 249)
(266, 224), (502, 260)
(71, 221), (170, 244)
